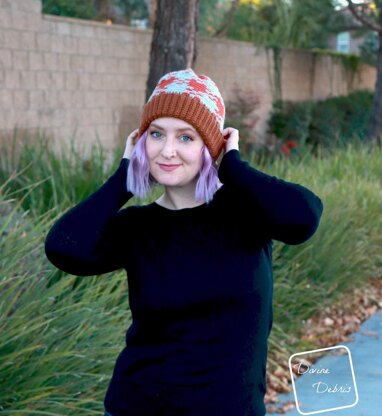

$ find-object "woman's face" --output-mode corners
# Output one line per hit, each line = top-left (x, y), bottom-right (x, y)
(146, 117), (205, 187)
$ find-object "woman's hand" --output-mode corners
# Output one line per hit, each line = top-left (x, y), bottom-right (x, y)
(222, 127), (239, 154)
(123, 129), (140, 159)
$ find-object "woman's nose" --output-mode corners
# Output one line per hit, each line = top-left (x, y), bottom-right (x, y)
(161, 138), (177, 157)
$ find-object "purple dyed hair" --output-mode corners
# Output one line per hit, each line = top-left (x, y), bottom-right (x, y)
(126, 130), (221, 204)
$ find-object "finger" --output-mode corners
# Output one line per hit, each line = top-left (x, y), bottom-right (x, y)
(223, 128), (235, 137)
(129, 130), (139, 141)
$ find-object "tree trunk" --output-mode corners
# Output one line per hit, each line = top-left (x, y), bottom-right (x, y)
(366, 30), (382, 144)
(145, 0), (199, 102)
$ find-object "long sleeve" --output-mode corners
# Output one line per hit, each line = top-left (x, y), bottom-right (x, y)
(218, 149), (323, 245)
(44, 158), (134, 276)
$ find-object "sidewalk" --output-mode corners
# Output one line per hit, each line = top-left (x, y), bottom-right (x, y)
(266, 309), (382, 415)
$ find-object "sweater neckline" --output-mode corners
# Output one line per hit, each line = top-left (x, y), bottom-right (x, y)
(149, 184), (225, 213)
(151, 201), (207, 212)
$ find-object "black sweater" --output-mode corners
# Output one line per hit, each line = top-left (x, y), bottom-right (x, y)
(44, 149), (323, 416)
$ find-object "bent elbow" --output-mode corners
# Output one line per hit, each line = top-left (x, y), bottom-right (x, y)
(274, 196), (324, 245)
(44, 239), (98, 276)
(44, 238), (123, 276)
(44, 244), (90, 276)
(288, 197), (324, 245)
(281, 222), (320, 245)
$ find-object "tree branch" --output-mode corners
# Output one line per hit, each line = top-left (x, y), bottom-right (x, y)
(346, 0), (382, 34)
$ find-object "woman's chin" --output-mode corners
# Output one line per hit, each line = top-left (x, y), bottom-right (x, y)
(151, 171), (199, 188)
(158, 179), (184, 187)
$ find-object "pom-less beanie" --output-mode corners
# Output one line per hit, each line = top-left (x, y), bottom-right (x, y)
(138, 68), (226, 161)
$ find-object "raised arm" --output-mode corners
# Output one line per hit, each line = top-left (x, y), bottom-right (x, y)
(218, 149), (323, 245)
(44, 158), (134, 276)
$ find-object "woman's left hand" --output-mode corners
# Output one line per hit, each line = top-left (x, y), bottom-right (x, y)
(222, 127), (239, 154)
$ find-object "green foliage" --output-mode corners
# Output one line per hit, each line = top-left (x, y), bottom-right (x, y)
(311, 48), (361, 73)
(226, 0), (345, 49)
(0, 194), (130, 414)
(228, 0), (288, 46)
(198, 0), (232, 37)
(42, 0), (148, 23)
(270, 100), (313, 145)
(42, 0), (97, 19)
(0, 132), (110, 218)
(222, 1), (261, 42)
(198, 0), (345, 48)
(269, 90), (374, 148)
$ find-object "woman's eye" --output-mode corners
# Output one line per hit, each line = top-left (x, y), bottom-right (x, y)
(149, 131), (193, 142)
(180, 135), (193, 142)
(150, 131), (161, 138)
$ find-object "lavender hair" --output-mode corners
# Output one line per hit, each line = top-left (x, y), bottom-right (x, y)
(126, 130), (221, 204)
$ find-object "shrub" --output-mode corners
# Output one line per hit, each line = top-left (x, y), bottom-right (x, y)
(270, 100), (313, 146)
(268, 90), (373, 149)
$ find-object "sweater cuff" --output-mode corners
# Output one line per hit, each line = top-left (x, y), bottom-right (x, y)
(110, 158), (133, 202)
(218, 149), (240, 184)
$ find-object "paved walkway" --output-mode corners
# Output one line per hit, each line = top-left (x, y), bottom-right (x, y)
(267, 309), (382, 415)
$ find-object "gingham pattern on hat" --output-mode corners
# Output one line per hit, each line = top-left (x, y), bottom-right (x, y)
(138, 68), (226, 161)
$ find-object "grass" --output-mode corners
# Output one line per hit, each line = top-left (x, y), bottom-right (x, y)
(262, 139), (382, 380)
(0, 181), (130, 414)
(0, 133), (381, 414)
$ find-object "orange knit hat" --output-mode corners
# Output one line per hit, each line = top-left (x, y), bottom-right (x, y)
(137, 68), (225, 161)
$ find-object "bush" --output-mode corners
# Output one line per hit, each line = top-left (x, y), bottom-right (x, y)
(269, 90), (373, 149)
(270, 100), (313, 146)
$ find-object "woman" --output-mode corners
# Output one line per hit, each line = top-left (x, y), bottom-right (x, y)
(44, 68), (324, 416)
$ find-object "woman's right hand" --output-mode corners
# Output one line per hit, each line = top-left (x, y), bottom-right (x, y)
(123, 129), (140, 159)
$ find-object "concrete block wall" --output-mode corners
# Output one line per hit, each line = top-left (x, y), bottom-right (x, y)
(0, 0), (376, 158)
(0, 0), (151, 157)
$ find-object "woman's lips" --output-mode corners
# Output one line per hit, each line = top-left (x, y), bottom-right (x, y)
(158, 164), (180, 171)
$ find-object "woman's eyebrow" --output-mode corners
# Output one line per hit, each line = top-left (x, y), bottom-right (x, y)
(149, 123), (197, 133)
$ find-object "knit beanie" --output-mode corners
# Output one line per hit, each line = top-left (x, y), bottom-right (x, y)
(137, 68), (225, 161)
